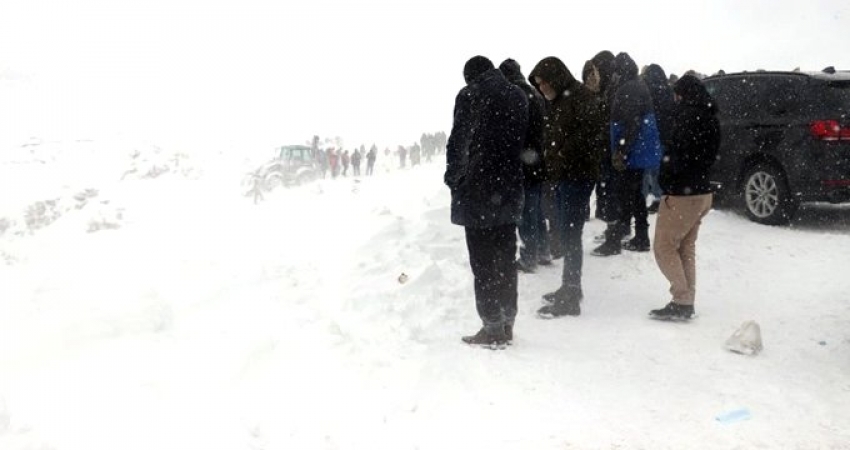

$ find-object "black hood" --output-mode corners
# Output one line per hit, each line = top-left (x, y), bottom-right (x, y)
(529, 57), (577, 97)
(613, 52), (639, 84)
(463, 55), (495, 85)
(674, 75), (717, 113)
(498, 58), (526, 84)
(643, 63), (669, 92)
(591, 50), (615, 94)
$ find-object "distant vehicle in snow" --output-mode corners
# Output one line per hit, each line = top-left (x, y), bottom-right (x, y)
(244, 145), (320, 201)
(704, 68), (850, 224)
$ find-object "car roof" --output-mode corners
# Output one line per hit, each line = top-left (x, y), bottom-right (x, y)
(705, 70), (850, 83)
(280, 145), (312, 150)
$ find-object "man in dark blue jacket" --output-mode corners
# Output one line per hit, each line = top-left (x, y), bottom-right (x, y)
(445, 56), (528, 347)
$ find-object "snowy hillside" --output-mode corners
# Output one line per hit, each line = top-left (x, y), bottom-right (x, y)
(1, 142), (849, 449)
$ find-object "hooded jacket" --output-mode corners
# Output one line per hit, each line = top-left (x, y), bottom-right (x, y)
(642, 63), (676, 151)
(529, 57), (604, 182)
(609, 53), (662, 170)
(499, 58), (546, 185)
(445, 57), (529, 228)
(660, 75), (720, 196)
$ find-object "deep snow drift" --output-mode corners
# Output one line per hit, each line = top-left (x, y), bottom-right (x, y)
(1, 141), (849, 449)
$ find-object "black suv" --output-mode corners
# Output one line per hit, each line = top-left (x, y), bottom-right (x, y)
(703, 69), (850, 224)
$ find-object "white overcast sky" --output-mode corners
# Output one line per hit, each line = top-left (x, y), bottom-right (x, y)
(1, 0), (848, 152)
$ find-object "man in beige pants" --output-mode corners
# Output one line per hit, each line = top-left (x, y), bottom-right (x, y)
(654, 195), (712, 309)
(650, 75), (720, 320)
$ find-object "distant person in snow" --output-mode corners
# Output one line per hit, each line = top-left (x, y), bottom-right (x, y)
(411, 142), (421, 166)
(499, 58), (550, 273)
(328, 148), (340, 178)
(529, 56), (604, 318)
(351, 148), (362, 176)
(445, 55), (528, 347)
(366, 145), (377, 176)
(649, 75), (720, 321)
(398, 145), (407, 168)
(316, 148), (328, 179)
(341, 150), (350, 177)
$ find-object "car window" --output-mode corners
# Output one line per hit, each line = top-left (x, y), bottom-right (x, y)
(710, 76), (804, 122)
(708, 78), (751, 121)
(753, 77), (803, 117)
(820, 82), (850, 118)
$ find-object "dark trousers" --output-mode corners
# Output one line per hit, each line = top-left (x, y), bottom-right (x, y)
(464, 224), (518, 326)
(542, 181), (563, 257)
(556, 180), (595, 289)
(621, 169), (649, 242)
(518, 183), (548, 266)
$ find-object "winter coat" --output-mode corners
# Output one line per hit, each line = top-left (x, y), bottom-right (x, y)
(529, 57), (604, 183)
(351, 150), (362, 166)
(609, 53), (662, 170)
(660, 75), (720, 196)
(445, 66), (528, 228)
(643, 64), (676, 151)
(499, 59), (546, 186)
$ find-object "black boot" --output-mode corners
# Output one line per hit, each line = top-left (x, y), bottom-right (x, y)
(623, 237), (650, 252)
(591, 239), (621, 257)
(462, 324), (508, 348)
(538, 288), (582, 318)
(542, 285), (581, 303)
(537, 298), (581, 318)
(649, 302), (695, 321)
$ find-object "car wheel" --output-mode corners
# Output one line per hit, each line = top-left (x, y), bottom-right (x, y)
(742, 163), (798, 225)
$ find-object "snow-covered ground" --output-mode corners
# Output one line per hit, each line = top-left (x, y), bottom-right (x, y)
(1, 141), (849, 449)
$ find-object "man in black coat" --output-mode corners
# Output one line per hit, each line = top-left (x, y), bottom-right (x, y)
(592, 52), (661, 256)
(499, 58), (550, 273)
(445, 55), (529, 347)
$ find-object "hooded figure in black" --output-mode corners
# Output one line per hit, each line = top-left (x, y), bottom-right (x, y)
(445, 55), (529, 347)
(528, 57), (605, 318)
(584, 50), (616, 221)
(592, 52), (661, 256)
(649, 75), (720, 320)
(642, 63), (676, 211)
(499, 58), (550, 272)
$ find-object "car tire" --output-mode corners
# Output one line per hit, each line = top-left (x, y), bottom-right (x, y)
(742, 163), (798, 225)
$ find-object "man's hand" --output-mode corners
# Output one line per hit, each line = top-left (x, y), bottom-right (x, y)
(612, 150), (628, 172)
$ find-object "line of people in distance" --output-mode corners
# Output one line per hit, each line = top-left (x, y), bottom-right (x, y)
(444, 53), (720, 347)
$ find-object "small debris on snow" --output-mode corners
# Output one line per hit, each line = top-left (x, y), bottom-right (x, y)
(725, 320), (763, 355)
(716, 408), (751, 425)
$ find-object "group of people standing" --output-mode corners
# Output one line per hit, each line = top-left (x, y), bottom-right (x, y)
(318, 145), (379, 179)
(444, 53), (720, 347)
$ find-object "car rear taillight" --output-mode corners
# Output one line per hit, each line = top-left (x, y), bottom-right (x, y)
(810, 120), (850, 141)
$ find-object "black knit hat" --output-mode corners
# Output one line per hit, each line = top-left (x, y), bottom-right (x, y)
(463, 56), (494, 85)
